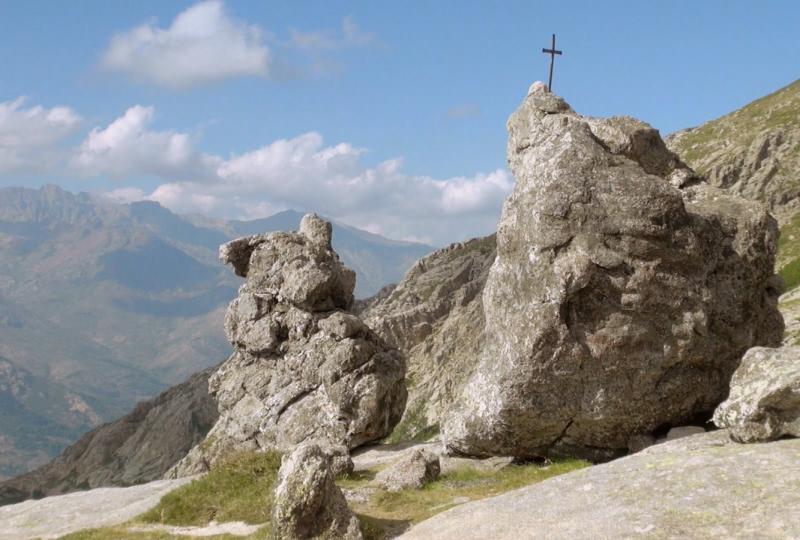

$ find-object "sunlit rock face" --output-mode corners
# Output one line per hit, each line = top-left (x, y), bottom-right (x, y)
(170, 214), (406, 477)
(443, 83), (784, 461)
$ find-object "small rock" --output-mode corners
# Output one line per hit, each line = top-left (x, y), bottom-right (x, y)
(713, 346), (800, 442)
(272, 443), (362, 540)
(665, 426), (706, 441)
(376, 449), (440, 492)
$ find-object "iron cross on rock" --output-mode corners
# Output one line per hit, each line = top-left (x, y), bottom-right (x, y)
(542, 34), (562, 92)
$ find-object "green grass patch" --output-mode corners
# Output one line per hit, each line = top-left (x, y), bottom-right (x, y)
(139, 451), (281, 527)
(385, 401), (440, 445)
(60, 526), (271, 540)
(341, 458), (590, 539)
(780, 257), (800, 292)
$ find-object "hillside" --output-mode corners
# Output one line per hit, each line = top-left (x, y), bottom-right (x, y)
(666, 79), (800, 219)
(0, 186), (433, 478)
(666, 79), (800, 290)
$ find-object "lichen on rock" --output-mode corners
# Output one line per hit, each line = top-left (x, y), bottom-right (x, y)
(443, 83), (784, 460)
(272, 442), (362, 540)
(713, 346), (800, 442)
(170, 214), (406, 477)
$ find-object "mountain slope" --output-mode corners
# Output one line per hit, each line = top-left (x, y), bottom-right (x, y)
(666, 78), (800, 289)
(0, 185), (433, 479)
(666, 79), (800, 219)
(0, 365), (217, 505)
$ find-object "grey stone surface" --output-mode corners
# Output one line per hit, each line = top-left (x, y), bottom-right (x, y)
(170, 216), (406, 477)
(272, 443), (362, 540)
(0, 477), (194, 540)
(444, 82), (784, 460)
(363, 235), (496, 440)
(375, 448), (441, 492)
(713, 346), (800, 442)
(399, 432), (800, 540)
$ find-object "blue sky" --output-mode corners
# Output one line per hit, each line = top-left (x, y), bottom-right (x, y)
(0, 1), (798, 245)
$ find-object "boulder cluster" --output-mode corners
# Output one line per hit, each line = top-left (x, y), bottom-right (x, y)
(171, 214), (407, 476)
(443, 83), (784, 460)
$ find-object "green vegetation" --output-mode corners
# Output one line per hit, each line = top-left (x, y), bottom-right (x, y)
(61, 448), (589, 540)
(345, 458), (590, 539)
(670, 79), (800, 174)
(61, 527), (270, 540)
(139, 451), (281, 527)
(385, 401), (440, 444)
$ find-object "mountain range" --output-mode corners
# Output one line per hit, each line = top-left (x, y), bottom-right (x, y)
(0, 185), (433, 479)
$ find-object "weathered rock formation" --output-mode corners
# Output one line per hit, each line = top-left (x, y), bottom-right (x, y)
(171, 215), (406, 476)
(666, 79), (800, 221)
(0, 366), (218, 506)
(444, 83), (784, 460)
(375, 448), (441, 492)
(272, 442), (362, 540)
(713, 346), (800, 442)
(363, 235), (495, 439)
(399, 431), (800, 540)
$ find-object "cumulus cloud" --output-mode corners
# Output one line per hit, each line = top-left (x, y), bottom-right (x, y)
(0, 97), (81, 173)
(2, 96), (511, 244)
(71, 105), (219, 180)
(289, 15), (375, 51)
(131, 131), (513, 245)
(101, 0), (269, 89)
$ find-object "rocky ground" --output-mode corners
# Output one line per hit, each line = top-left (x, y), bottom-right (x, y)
(399, 431), (800, 539)
(0, 477), (194, 540)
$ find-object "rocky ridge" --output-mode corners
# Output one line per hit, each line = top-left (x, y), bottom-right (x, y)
(363, 235), (495, 440)
(171, 214), (407, 476)
(666, 79), (800, 222)
(443, 82), (784, 460)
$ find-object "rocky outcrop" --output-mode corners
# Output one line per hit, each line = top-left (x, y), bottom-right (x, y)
(171, 215), (406, 476)
(443, 83), (784, 460)
(399, 431), (800, 539)
(375, 448), (440, 492)
(363, 235), (495, 440)
(666, 79), (800, 222)
(272, 443), (362, 540)
(713, 346), (800, 442)
(0, 366), (218, 506)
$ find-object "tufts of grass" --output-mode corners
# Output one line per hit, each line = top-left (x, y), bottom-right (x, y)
(385, 401), (440, 445)
(342, 458), (590, 539)
(779, 257), (800, 292)
(138, 451), (282, 527)
(60, 525), (272, 539)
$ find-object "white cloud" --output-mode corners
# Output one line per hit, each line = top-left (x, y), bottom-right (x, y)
(0, 96), (510, 244)
(137, 131), (513, 245)
(71, 105), (219, 180)
(101, 0), (269, 89)
(0, 97), (81, 173)
(289, 15), (375, 51)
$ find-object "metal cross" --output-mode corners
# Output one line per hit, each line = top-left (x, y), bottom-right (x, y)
(542, 34), (562, 92)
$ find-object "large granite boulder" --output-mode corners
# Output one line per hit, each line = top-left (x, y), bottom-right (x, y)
(443, 83), (784, 460)
(272, 442), (362, 540)
(170, 215), (406, 476)
(713, 346), (800, 442)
